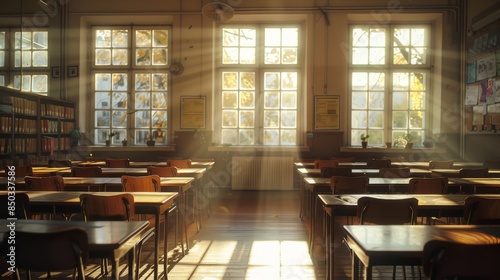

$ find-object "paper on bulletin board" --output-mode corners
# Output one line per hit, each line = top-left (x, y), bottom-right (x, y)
(465, 85), (479, 105)
(180, 96), (206, 129)
(314, 95), (340, 130)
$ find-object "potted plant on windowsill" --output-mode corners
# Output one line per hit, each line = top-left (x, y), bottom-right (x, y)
(122, 138), (127, 146)
(146, 135), (155, 146)
(106, 131), (117, 147)
(360, 133), (369, 148)
(394, 133), (414, 149)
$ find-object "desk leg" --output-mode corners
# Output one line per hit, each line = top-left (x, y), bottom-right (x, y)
(127, 247), (136, 280)
(154, 212), (160, 280)
(328, 208), (334, 280)
(164, 210), (169, 280)
(309, 190), (316, 253)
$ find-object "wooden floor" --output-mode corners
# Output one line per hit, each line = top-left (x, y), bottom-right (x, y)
(10, 189), (424, 279)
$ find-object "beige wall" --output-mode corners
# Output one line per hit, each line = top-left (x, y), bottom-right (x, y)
(3, 0), (468, 153)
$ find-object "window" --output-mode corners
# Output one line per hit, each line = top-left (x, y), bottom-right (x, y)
(92, 26), (171, 146)
(350, 25), (431, 147)
(217, 25), (302, 146)
(0, 29), (49, 94)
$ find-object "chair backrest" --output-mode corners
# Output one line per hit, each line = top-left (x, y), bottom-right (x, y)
(121, 175), (160, 192)
(366, 158), (392, 168)
(48, 159), (72, 167)
(320, 166), (352, 178)
(408, 177), (448, 194)
(166, 159), (192, 168)
(464, 196), (500, 225)
(428, 160), (454, 169)
(313, 159), (338, 169)
(330, 157), (356, 163)
(483, 160), (500, 169)
(24, 175), (64, 191)
(4, 166), (33, 177)
(0, 193), (30, 219)
(458, 168), (489, 178)
(15, 228), (88, 278)
(423, 239), (500, 280)
(330, 176), (369, 195)
(71, 166), (102, 177)
(105, 158), (130, 168)
(379, 167), (410, 178)
(147, 166), (178, 177)
(382, 156), (405, 162)
(357, 196), (418, 225)
(80, 193), (134, 221)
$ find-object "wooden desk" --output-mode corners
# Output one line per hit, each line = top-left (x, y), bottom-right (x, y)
(0, 191), (177, 280)
(319, 193), (500, 280)
(297, 168), (430, 178)
(304, 177), (457, 253)
(0, 219), (149, 280)
(392, 161), (484, 169)
(431, 169), (500, 178)
(343, 225), (500, 280)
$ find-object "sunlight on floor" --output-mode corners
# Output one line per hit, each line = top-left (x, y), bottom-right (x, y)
(168, 239), (315, 279)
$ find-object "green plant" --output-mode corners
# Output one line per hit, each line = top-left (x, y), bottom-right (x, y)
(108, 131), (117, 139)
(360, 133), (369, 142)
(394, 133), (414, 146)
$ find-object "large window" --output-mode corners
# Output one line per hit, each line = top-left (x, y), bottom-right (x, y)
(216, 25), (302, 146)
(92, 26), (171, 146)
(0, 29), (49, 95)
(350, 25), (431, 147)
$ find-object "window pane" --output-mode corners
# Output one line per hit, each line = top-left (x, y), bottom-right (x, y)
(222, 110), (237, 127)
(95, 92), (110, 109)
(409, 111), (424, 129)
(392, 111), (408, 129)
(239, 110), (254, 128)
(351, 111), (367, 128)
(264, 129), (279, 145)
(264, 111), (279, 127)
(112, 110), (127, 127)
(222, 129), (238, 144)
(239, 130), (254, 145)
(393, 92), (408, 110)
(239, 91), (255, 108)
(368, 111), (383, 128)
(32, 75), (47, 92)
(222, 91), (238, 108)
(369, 92), (384, 109)
(281, 130), (296, 145)
(281, 111), (296, 128)
(281, 91), (297, 109)
(264, 92), (279, 109)
(112, 92), (127, 109)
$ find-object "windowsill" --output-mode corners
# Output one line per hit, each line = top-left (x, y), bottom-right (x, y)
(208, 145), (310, 153)
(340, 146), (446, 153)
(79, 145), (176, 152)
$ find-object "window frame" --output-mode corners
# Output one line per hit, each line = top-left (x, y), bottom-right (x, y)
(349, 23), (433, 147)
(214, 23), (304, 146)
(90, 25), (172, 146)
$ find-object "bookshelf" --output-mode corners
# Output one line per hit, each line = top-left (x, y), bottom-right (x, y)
(0, 87), (76, 163)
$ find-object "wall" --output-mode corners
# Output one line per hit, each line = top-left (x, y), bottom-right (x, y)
(463, 1), (500, 161)
(2, 0), (467, 161)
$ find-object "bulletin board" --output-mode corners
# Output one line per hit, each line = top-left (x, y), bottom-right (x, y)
(314, 95), (340, 130)
(180, 96), (206, 129)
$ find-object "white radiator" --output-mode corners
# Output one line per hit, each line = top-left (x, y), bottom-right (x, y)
(231, 156), (294, 190)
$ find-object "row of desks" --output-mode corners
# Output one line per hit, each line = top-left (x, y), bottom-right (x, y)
(318, 194), (500, 280)
(0, 191), (178, 280)
(294, 161), (485, 169)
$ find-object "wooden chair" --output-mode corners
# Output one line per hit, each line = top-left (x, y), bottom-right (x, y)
(329, 176), (369, 195)
(458, 167), (489, 178)
(313, 159), (338, 169)
(408, 177), (448, 194)
(0, 193), (30, 219)
(428, 160), (454, 169)
(423, 240), (500, 280)
(120, 175), (171, 271)
(166, 159), (192, 168)
(320, 167), (352, 178)
(71, 166), (102, 177)
(366, 158), (391, 168)
(330, 157), (356, 163)
(464, 196), (500, 225)
(48, 159), (72, 167)
(24, 175), (64, 191)
(80, 193), (153, 279)
(379, 167), (410, 178)
(105, 158), (130, 168)
(483, 160), (500, 169)
(408, 177), (448, 224)
(24, 176), (68, 220)
(4, 166), (33, 177)
(14, 228), (88, 280)
(147, 166), (178, 177)
(357, 196), (418, 279)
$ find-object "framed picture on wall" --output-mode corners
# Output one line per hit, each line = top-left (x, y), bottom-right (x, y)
(180, 96), (206, 129)
(314, 95), (340, 130)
